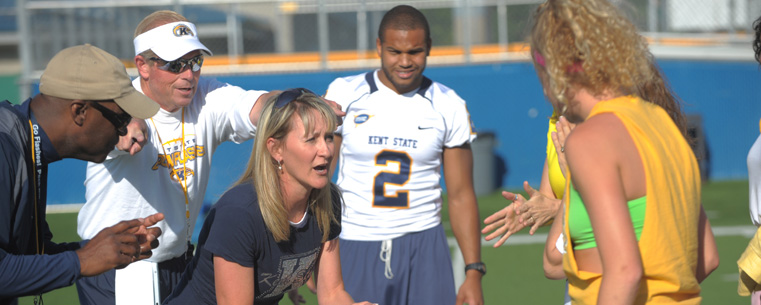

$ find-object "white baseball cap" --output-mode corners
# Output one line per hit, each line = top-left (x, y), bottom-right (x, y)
(133, 21), (212, 61)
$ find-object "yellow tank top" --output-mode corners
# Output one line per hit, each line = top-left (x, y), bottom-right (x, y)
(546, 116), (566, 199)
(562, 96), (702, 304)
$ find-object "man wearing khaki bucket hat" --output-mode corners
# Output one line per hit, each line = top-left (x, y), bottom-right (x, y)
(0, 44), (164, 305)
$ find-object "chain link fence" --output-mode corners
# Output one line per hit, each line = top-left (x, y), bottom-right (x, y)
(12, 0), (761, 98)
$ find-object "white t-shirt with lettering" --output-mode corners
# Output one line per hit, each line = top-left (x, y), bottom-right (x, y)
(78, 77), (265, 262)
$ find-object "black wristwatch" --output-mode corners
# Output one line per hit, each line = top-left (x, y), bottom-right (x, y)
(464, 262), (487, 276)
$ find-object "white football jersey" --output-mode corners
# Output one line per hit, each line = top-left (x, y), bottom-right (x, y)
(327, 70), (476, 241)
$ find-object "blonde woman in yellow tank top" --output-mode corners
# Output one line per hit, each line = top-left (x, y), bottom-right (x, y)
(525, 0), (719, 304)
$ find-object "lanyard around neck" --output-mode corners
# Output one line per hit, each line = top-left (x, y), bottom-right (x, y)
(27, 120), (44, 255)
(28, 119), (45, 305)
(149, 108), (191, 246)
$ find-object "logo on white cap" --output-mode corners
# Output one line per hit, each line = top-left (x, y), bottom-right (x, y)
(134, 21), (212, 61)
(173, 24), (194, 37)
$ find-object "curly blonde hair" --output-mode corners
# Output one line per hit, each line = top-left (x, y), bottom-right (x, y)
(531, 0), (686, 136)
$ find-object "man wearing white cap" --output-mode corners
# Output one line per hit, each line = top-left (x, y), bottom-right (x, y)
(75, 10), (286, 305)
(0, 44), (164, 305)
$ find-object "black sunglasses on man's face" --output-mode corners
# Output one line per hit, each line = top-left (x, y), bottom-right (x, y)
(89, 101), (131, 136)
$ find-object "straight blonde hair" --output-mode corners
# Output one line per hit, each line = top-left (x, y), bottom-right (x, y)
(235, 90), (339, 242)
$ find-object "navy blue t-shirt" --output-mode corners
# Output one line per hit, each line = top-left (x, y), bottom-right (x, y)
(163, 183), (341, 305)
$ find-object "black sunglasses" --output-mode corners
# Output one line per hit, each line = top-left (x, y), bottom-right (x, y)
(89, 101), (132, 136)
(150, 55), (203, 73)
(275, 88), (316, 109)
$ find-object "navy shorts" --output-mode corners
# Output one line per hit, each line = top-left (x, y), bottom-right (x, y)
(339, 224), (456, 305)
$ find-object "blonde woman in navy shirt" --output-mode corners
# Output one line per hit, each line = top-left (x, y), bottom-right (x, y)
(163, 89), (374, 305)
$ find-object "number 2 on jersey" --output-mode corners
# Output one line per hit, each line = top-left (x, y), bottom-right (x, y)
(372, 150), (412, 208)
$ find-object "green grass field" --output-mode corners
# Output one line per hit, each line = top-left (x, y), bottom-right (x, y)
(19, 180), (754, 304)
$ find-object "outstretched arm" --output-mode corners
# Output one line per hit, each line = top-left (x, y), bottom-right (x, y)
(248, 90), (281, 126)
(516, 116), (575, 233)
(481, 190), (526, 247)
(482, 160), (561, 246)
(0, 214), (164, 298)
(248, 91), (346, 127)
(0, 249), (81, 297)
(443, 144), (484, 305)
(514, 178), (562, 234)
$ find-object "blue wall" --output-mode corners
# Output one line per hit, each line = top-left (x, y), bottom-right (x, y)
(45, 59), (761, 205)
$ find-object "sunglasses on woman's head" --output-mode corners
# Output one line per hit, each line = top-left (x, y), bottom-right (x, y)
(150, 55), (203, 73)
(275, 88), (317, 109)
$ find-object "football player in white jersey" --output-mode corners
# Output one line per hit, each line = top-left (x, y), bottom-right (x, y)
(326, 5), (484, 305)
